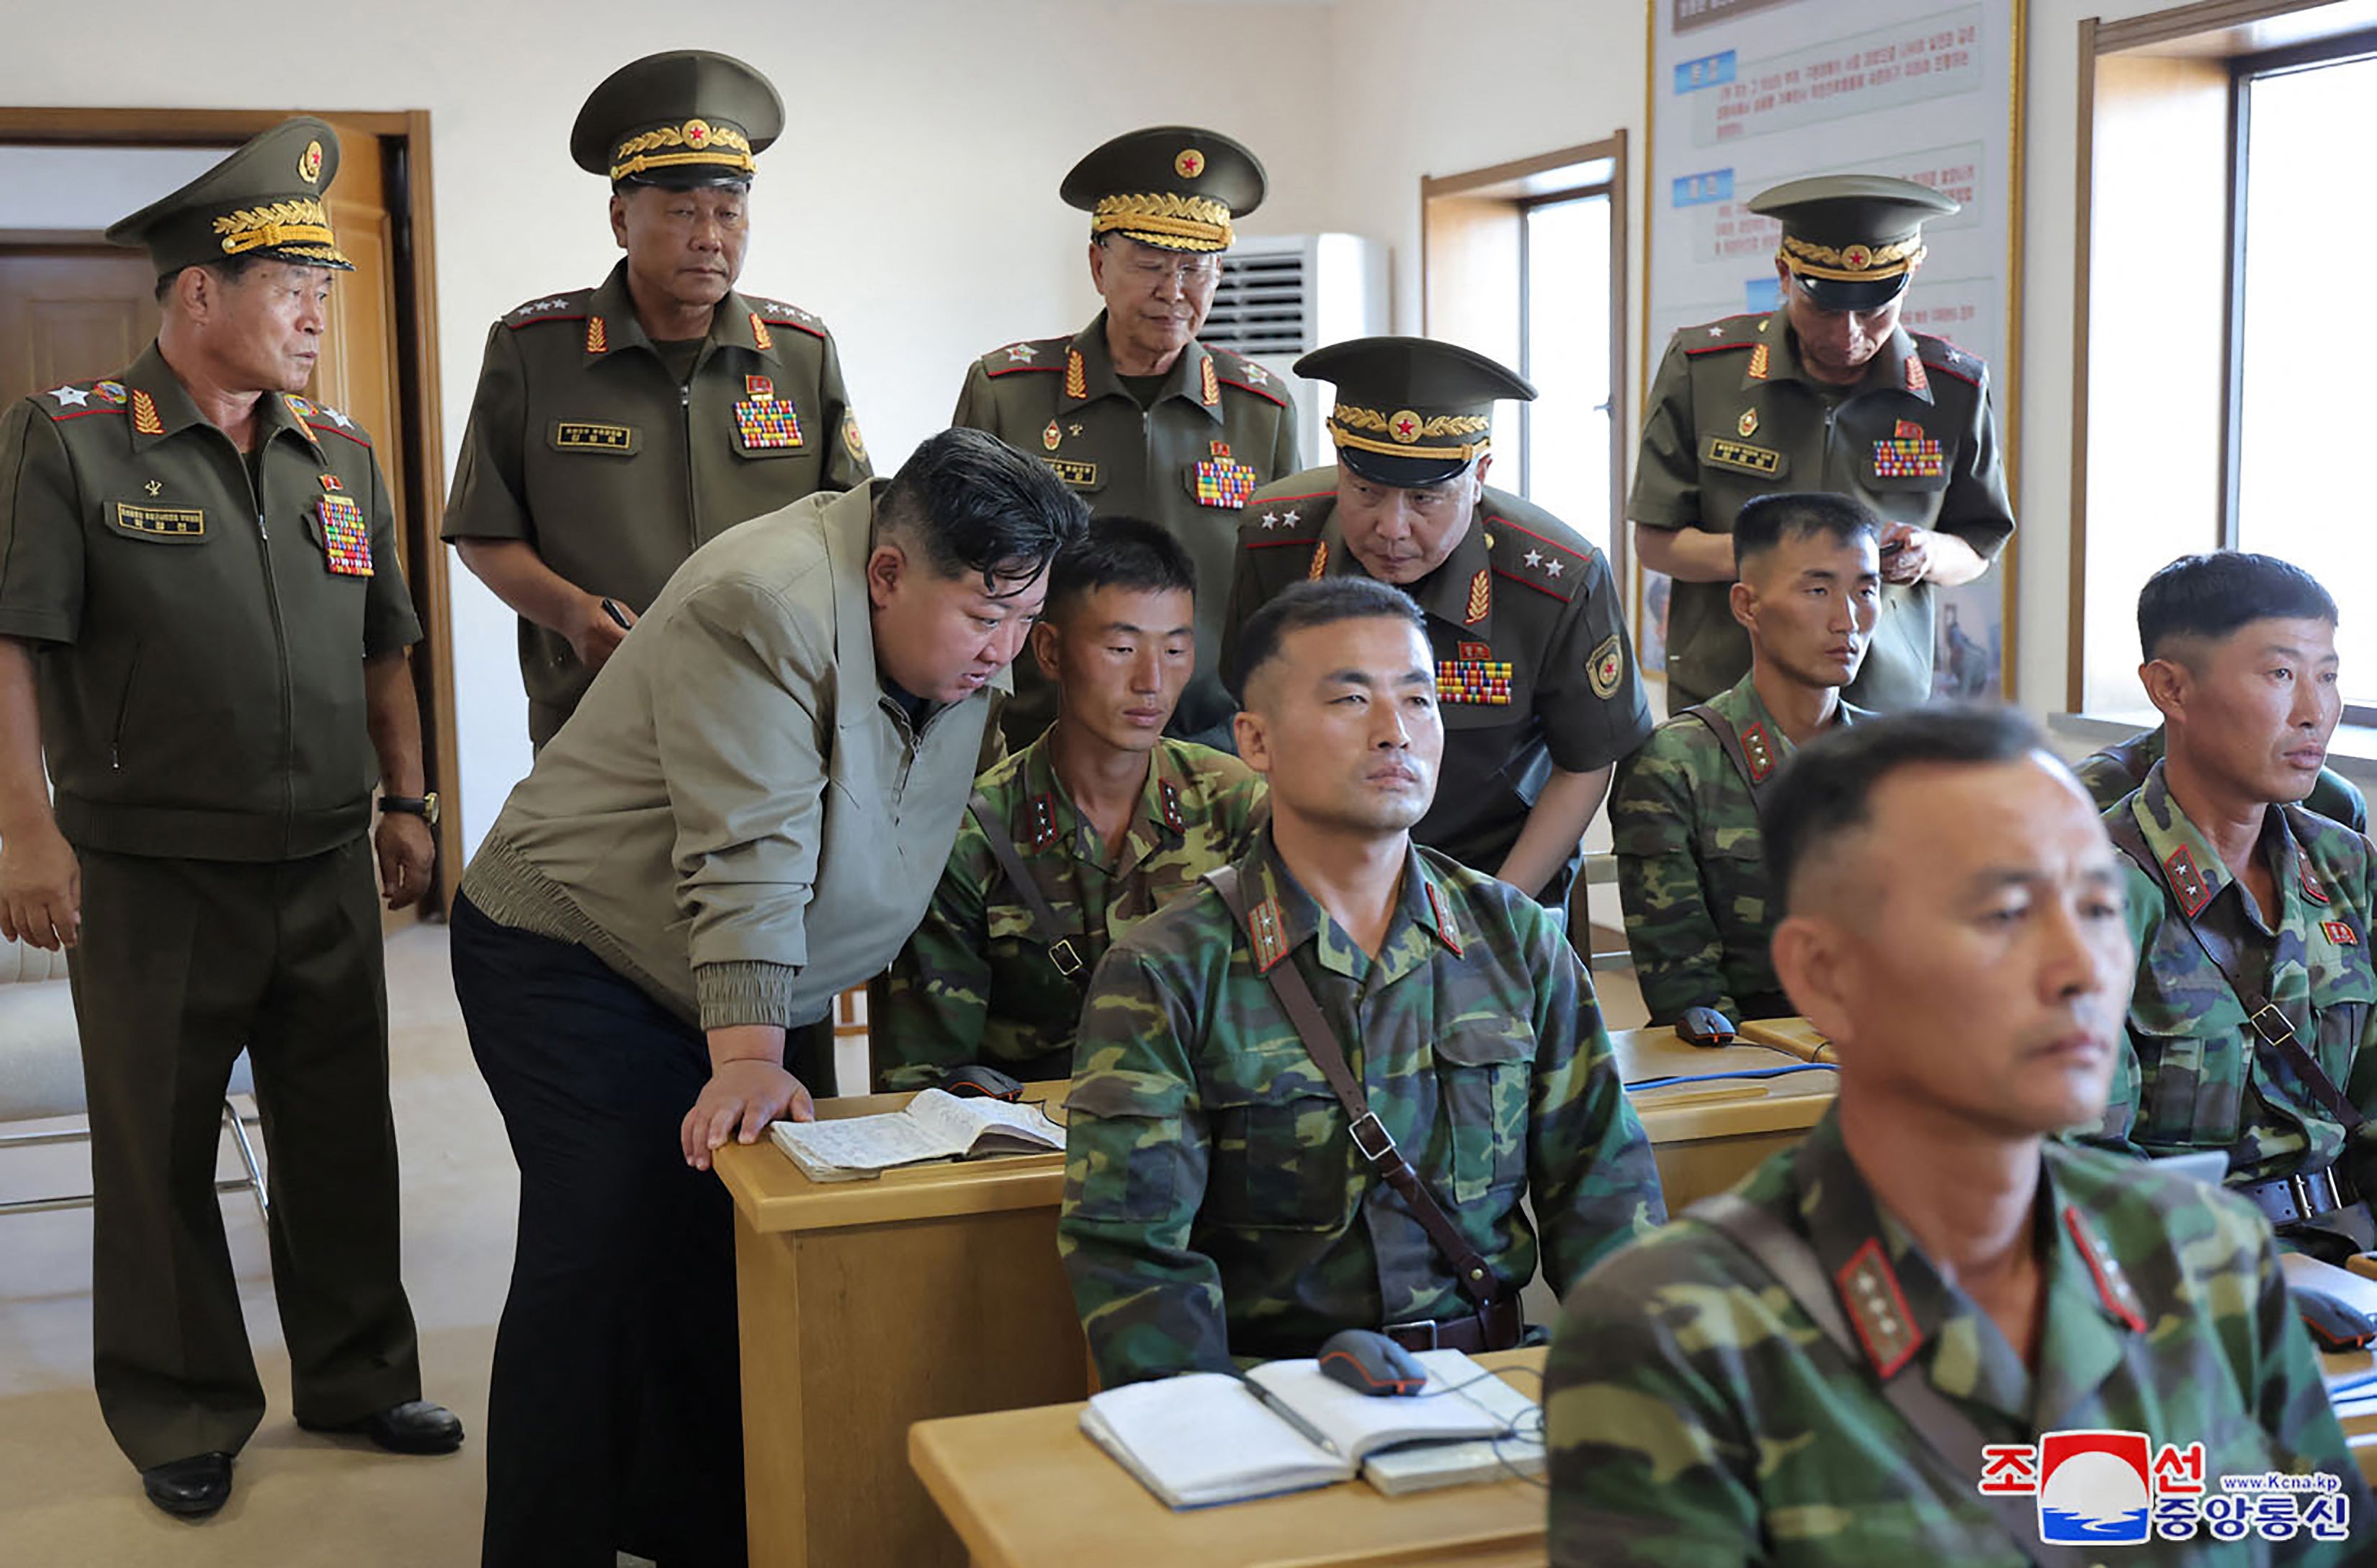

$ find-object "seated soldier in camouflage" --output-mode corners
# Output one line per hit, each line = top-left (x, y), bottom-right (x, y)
(876, 518), (1267, 1089)
(2077, 724), (2365, 833)
(1546, 707), (2371, 1564)
(2090, 552), (2377, 1261)
(1613, 493), (1879, 1026)
(1058, 578), (1662, 1386)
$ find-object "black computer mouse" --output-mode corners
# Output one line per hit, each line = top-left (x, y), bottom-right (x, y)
(1317, 1329), (1428, 1397)
(942, 1064), (1024, 1101)
(2291, 1286), (2377, 1353)
(1677, 1005), (1738, 1048)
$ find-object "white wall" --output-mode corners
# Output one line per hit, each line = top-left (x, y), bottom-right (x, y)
(0, 0), (1340, 853)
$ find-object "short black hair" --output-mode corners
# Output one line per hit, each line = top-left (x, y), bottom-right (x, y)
(1045, 516), (1197, 622)
(1733, 491), (1882, 572)
(153, 251), (272, 303)
(1231, 577), (1424, 702)
(1766, 704), (2045, 910)
(2137, 551), (2337, 663)
(874, 427), (1090, 594)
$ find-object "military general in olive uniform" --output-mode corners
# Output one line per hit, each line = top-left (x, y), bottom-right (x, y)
(1549, 707), (2372, 1565)
(444, 50), (869, 747)
(1060, 580), (1662, 1387)
(954, 126), (1298, 750)
(0, 120), (459, 1520)
(1225, 338), (1652, 910)
(878, 518), (1266, 1090)
(1632, 175), (2015, 711)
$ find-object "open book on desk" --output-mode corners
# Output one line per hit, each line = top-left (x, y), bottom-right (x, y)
(767, 1088), (1062, 1182)
(1080, 1348), (1541, 1509)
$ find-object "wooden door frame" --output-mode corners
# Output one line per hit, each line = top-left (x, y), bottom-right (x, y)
(0, 107), (463, 906)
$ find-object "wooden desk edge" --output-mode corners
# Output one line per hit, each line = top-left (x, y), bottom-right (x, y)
(717, 1142), (1066, 1232)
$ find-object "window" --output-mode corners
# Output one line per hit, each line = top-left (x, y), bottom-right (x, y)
(2231, 40), (2377, 712)
(1516, 192), (1616, 555)
(1420, 138), (1628, 569)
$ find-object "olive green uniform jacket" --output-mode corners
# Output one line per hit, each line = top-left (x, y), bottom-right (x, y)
(444, 261), (869, 744)
(1630, 308), (2014, 710)
(954, 315), (1297, 745)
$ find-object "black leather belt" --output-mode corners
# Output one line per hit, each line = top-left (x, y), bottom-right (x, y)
(1383, 1296), (1524, 1355)
(2239, 1165), (2358, 1227)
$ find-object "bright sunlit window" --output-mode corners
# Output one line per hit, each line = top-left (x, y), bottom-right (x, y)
(1518, 192), (1616, 555)
(2234, 44), (2377, 710)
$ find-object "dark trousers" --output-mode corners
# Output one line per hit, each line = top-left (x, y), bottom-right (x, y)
(67, 839), (421, 1470)
(450, 894), (746, 1568)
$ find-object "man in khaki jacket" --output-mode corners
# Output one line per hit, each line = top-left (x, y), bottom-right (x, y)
(447, 427), (1085, 1567)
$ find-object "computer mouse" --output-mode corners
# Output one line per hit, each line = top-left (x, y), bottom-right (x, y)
(941, 1064), (1024, 1101)
(1317, 1329), (1428, 1397)
(1676, 1005), (1738, 1048)
(2291, 1286), (2377, 1353)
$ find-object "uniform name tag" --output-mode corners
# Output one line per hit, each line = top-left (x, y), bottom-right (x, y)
(1703, 436), (1783, 477)
(111, 502), (205, 539)
(1044, 458), (1100, 488)
(552, 421), (637, 454)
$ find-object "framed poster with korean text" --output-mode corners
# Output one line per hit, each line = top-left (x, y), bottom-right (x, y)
(1637, 0), (2024, 700)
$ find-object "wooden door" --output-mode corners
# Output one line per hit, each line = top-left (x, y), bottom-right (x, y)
(0, 246), (161, 407)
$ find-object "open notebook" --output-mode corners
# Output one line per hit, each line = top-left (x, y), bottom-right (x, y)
(767, 1088), (1062, 1182)
(1080, 1349), (1541, 1509)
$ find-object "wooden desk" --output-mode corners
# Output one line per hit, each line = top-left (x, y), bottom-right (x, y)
(714, 1085), (1086, 1568)
(912, 1348), (1552, 1568)
(1611, 1023), (1837, 1209)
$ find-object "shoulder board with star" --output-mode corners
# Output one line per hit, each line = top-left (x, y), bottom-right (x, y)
(743, 295), (828, 340)
(980, 336), (1072, 378)
(1484, 491), (1599, 604)
(1204, 344), (1289, 407)
(1679, 313), (1771, 358)
(35, 378), (132, 422)
(281, 393), (372, 447)
(1240, 482), (1333, 548)
(1912, 333), (1987, 388)
(501, 290), (595, 328)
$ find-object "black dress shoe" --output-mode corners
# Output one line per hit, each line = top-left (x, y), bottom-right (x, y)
(142, 1451), (233, 1518)
(300, 1399), (465, 1456)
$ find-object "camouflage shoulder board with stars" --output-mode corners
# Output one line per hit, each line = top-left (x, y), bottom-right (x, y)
(1679, 313), (1771, 359)
(501, 290), (595, 329)
(2162, 845), (2213, 919)
(744, 295), (828, 341)
(981, 336), (1071, 379)
(1835, 1237), (1921, 1378)
(1205, 344), (1290, 408)
(2062, 1206), (2147, 1332)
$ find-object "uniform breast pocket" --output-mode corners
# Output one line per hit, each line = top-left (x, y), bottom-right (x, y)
(103, 499), (209, 545)
(1435, 1027), (1534, 1203)
(2126, 990), (2244, 1149)
(1204, 1047), (1348, 1231)
(548, 419), (640, 457)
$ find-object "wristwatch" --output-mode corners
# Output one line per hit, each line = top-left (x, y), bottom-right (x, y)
(379, 792), (440, 828)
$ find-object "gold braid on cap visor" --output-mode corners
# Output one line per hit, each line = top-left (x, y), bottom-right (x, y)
(609, 120), (756, 182)
(212, 198), (344, 259)
(1327, 404), (1492, 463)
(1091, 192), (1233, 252)
(1776, 233), (1926, 283)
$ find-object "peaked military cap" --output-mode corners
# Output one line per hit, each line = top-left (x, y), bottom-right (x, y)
(1298, 336), (1536, 488)
(1750, 174), (1958, 311)
(1061, 126), (1266, 254)
(571, 50), (785, 189)
(107, 117), (352, 278)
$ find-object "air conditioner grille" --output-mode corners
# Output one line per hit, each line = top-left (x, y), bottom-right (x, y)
(1203, 251), (1310, 356)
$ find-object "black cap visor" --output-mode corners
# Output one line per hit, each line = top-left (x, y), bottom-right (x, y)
(1790, 267), (1913, 313)
(1338, 444), (1477, 489)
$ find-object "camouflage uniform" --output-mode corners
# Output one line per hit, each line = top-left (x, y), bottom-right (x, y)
(1057, 828), (1664, 1386)
(1223, 475), (1653, 904)
(1545, 1107), (2373, 1566)
(2076, 724), (2367, 834)
(1611, 672), (1867, 1024)
(2092, 764), (2377, 1248)
(875, 735), (1266, 1090)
